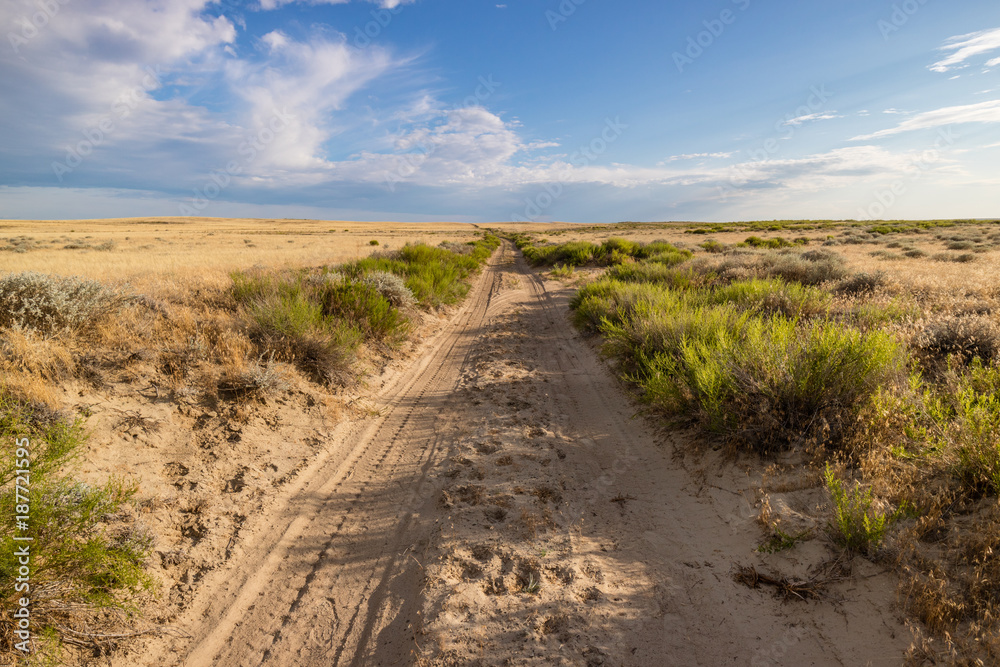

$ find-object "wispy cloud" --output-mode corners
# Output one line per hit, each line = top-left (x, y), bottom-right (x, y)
(851, 100), (1000, 140)
(781, 112), (842, 126)
(257, 0), (417, 10)
(930, 27), (1000, 72)
(662, 152), (735, 162)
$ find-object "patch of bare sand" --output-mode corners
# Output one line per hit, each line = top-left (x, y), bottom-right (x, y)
(416, 253), (910, 666)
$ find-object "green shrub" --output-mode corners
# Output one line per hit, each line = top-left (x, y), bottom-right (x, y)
(232, 235), (498, 384)
(600, 237), (641, 258)
(637, 316), (905, 451)
(345, 239), (496, 307)
(743, 236), (794, 249)
(522, 238), (690, 268)
(320, 280), (410, 343)
(574, 275), (906, 452)
(703, 278), (831, 318)
(699, 240), (726, 253)
(605, 263), (700, 289)
(0, 397), (154, 655)
(824, 465), (898, 555)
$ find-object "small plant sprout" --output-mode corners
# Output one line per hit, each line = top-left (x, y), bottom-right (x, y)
(824, 464), (899, 556)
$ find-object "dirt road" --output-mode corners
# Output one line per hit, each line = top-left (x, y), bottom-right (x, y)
(128, 241), (909, 666)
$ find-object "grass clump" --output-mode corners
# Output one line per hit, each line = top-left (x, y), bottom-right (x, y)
(740, 236), (806, 250)
(757, 527), (811, 554)
(231, 270), (363, 385)
(824, 465), (898, 555)
(0, 396), (154, 657)
(550, 264), (575, 279)
(233, 235), (498, 385)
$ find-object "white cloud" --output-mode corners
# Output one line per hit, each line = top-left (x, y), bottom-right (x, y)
(930, 27), (1000, 72)
(0, 0), (239, 171)
(0, 0), (415, 195)
(851, 100), (1000, 140)
(662, 152), (735, 163)
(782, 112), (842, 126)
(223, 31), (400, 176)
(257, 0), (416, 10)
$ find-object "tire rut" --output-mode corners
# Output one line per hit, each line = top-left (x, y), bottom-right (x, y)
(169, 244), (513, 667)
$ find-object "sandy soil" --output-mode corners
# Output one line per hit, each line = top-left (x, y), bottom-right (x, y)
(76, 240), (912, 666)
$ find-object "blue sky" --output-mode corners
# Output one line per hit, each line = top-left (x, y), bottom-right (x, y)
(2, 0), (1000, 222)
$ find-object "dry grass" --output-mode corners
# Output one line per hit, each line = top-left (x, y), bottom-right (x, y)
(0, 217), (488, 289)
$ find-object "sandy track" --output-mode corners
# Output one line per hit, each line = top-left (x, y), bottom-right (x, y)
(123, 245), (504, 666)
(415, 247), (910, 665)
(127, 241), (908, 666)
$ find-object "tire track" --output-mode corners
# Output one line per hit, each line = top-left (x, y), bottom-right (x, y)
(159, 244), (512, 667)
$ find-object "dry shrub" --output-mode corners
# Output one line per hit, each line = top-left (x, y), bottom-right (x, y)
(217, 354), (288, 400)
(362, 270), (417, 309)
(0, 272), (128, 334)
(836, 271), (889, 297)
(704, 251), (847, 286)
(915, 316), (1000, 365)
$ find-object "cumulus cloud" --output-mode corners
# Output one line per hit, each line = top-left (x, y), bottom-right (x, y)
(930, 27), (1000, 72)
